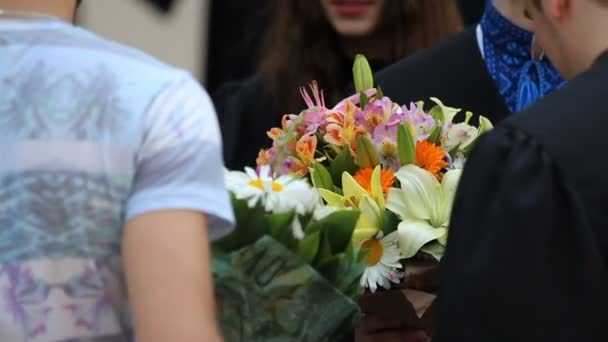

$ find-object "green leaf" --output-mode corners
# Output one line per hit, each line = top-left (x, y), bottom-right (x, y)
(336, 243), (367, 295)
(310, 162), (334, 191)
(315, 232), (334, 265)
(325, 211), (361, 254)
(214, 196), (267, 251)
(267, 211), (297, 251)
(355, 135), (380, 169)
(375, 86), (384, 99)
(380, 210), (400, 236)
(360, 91), (369, 108)
(427, 125), (443, 145)
(329, 148), (358, 186)
(397, 123), (416, 165)
(353, 54), (374, 93)
(306, 210), (360, 251)
(317, 255), (342, 284)
(298, 231), (321, 264)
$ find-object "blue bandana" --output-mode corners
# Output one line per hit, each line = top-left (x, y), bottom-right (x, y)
(480, 2), (565, 113)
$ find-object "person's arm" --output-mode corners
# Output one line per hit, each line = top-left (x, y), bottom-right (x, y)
(123, 211), (222, 342)
(123, 74), (234, 341)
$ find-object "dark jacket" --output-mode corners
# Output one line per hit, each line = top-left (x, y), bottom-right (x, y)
(374, 27), (508, 124)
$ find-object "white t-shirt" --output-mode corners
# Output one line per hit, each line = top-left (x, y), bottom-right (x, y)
(0, 18), (234, 341)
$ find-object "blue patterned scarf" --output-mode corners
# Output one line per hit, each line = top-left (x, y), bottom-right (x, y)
(480, 2), (565, 113)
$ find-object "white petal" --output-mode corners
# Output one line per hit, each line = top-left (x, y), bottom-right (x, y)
(258, 165), (272, 178)
(386, 188), (408, 218)
(438, 169), (462, 224)
(420, 242), (446, 261)
(364, 267), (379, 293)
(313, 205), (339, 220)
(244, 167), (259, 180)
(391, 165), (438, 221)
(247, 195), (262, 209)
(291, 218), (305, 240)
(397, 219), (448, 258)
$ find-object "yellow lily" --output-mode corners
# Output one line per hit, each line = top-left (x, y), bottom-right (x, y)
(319, 166), (386, 245)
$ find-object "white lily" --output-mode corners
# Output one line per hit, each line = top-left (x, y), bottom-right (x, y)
(386, 165), (462, 259)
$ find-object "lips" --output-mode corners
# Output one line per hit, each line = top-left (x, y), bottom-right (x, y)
(331, 0), (374, 17)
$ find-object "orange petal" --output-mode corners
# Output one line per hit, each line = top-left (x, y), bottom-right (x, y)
(324, 124), (345, 146)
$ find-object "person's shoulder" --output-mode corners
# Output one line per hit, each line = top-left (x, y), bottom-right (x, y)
(374, 27), (507, 122)
(505, 62), (608, 145)
(375, 28), (478, 86)
(500, 61), (608, 184)
(213, 74), (265, 105)
(58, 25), (190, 83)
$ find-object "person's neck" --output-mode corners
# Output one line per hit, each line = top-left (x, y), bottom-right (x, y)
(577, 29), (608, 74)
(0, 0), (76, 22)
(492, 0), (532, 31)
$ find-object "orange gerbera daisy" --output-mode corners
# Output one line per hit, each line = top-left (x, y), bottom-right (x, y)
(354, 167), (395, 197)
(415, 140), (448, 179)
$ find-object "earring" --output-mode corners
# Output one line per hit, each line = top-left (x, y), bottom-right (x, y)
(531, 34), (545, 60)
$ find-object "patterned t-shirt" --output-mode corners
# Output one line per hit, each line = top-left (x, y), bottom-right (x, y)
(0, 18), (234, 341)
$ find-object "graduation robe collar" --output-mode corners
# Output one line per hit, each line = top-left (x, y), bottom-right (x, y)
(480, 1), (565, 113)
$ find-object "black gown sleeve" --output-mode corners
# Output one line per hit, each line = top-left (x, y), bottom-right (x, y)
(434, 126), (608, 342)
(212, 76), (278, 170)
(212, 80), (246, 169)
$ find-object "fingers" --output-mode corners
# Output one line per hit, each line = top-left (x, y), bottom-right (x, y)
(356, 315), (409, 333)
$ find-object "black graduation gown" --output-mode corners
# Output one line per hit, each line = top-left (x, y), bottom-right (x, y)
(434, 55), (608, 342)
(375, 27), (509, 125)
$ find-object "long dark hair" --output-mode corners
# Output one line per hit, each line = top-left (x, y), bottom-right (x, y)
(259, 0), (464, 114)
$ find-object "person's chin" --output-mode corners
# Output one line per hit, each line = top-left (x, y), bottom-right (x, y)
(334, 23), (375, 38)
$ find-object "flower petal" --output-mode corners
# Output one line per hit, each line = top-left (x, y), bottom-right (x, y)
(319, 189), (346, 208)
(342, 171), (370, 205)
(397, 219), (447, 258)
(439, 169), (462, 225)
(353, 228), (379, 247)
(370, 166), (385, 210)
(420, 241), (446, 261)
(389, 165), (438, 221)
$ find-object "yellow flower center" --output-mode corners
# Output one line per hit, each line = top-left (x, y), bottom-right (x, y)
(249, 179), (263, 189)
(361, 239), (384, 266)
(249, 179), (284, 192)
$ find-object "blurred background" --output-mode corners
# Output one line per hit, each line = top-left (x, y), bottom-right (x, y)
(78, 0), (486, 92)
(78, 0), (209, 79)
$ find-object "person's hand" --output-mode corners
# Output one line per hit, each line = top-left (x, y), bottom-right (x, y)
(355, 315), (431, 342)
(404, 260), (441, 292)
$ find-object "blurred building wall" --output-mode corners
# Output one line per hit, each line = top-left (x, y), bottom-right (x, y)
(78, 0), (209, 80)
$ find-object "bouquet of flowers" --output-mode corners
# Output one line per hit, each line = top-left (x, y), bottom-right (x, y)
(213, 55), (493, 341)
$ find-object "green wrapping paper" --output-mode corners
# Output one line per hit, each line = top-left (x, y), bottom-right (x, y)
(214, 236), (362, 342)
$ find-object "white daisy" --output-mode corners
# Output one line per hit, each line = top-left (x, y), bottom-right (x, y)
(359, 231), (404, 293)
(225, 165), (320, 215)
